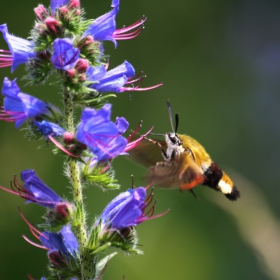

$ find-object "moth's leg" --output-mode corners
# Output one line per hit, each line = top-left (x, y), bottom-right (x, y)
(144, 137), (168, 160)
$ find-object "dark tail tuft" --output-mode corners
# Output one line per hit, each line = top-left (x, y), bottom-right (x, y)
(225, 186), (240, 201)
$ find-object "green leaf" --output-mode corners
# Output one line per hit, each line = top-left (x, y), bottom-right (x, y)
(95, 252), (118, 280)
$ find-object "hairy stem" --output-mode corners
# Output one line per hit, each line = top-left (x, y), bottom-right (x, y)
(64, 88), (94, 279)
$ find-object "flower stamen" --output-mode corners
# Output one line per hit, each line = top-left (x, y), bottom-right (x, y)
(113, 16), (147, 41)
(0, 49), (13, 68)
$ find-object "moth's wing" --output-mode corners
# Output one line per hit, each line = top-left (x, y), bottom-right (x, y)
(126, 138), (167, 169)
(178, 159), (206, 190)
(146, 152), (205, 190)
(147, 163), (180, 189)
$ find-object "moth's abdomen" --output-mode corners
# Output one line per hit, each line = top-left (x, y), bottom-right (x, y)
(219, 173), (240, 201)
(203, 162), (240, 201)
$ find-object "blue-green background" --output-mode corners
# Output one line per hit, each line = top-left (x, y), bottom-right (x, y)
(0, 0), (280, 279)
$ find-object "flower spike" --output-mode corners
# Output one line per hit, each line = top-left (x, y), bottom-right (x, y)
(0, 0), (167, 277)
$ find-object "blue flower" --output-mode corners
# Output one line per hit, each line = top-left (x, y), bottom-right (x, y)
(111, 0), (119, 7)
(83, 0), (120, 47)
(100, 185), (169, 231)
(51, 38), (80, 70)
(82, 0), (146, 48)
(0, 170), (74, 226)
(40, 225), (79, 259)
(0, 24), (36, 72)
(0, 77), (49, 128)
(76, 104), (128, 162)
(33, 120), (66, 138)
(87, 61), (163, 93)
(87, 60), (135, 93)
(100, 187), (147, 229)
(21, 214), (78, 269)
(20, 169), (64, 208)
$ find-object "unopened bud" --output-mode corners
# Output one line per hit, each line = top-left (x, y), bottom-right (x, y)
(69, 0), (80, 9)
(45, 17), (61, 35)
(63, 132), (75, 144)
(34, 5), (49, 20)
(78, 35), (94, 49)
(66, 69), (76, 79)
(79, 75), (86, 82)
(75, 59), (89, 73)
(55, 203), (71, 220)
(59, 6), (68, 16)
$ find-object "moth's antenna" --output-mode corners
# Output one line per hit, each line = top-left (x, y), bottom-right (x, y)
(175, 113), (179, 133)
(167, 100), (175, 133)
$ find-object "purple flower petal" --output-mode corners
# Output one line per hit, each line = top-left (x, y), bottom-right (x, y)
(21, 169), (63, 208)
(40, 225), (78, 258)
(111, 0), (119, 7)
(88, 61), (135, 93)
(51, 38), (80, 70)
(105, 60), (135, 79)
(86, 65), (107, 82)
(76, 104), (128, 161)
(33, 120), (66, 138)
(115, 117), (129, 135)
(50, 0), (69, 14)
(0, 24), (35, 72)
(94, 133), (127, 161)
(83, 5), (119, 46)
(1, 77), (48, 128)
(100, 187), (147, 228)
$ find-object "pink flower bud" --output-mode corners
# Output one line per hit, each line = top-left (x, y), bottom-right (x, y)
(63, 132), (75, 144)
(55, 203), (72, 219)
(66, 69), (76, 79)
(69, 0), (80, 9)
(75, 58), (89, 73)
(45, 17), (61, 35)
(34, 5), (49, 21)
(59, 6), (68, 16)
(79, 75), (86, 82)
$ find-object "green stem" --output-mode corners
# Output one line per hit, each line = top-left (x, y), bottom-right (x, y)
(64, 88), (94, 279)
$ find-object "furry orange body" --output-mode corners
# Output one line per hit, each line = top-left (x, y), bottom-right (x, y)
(138, 133), (240, 201)
(128, 102), (240, 201)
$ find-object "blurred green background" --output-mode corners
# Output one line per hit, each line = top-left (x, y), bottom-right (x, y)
(1, 0), (280, 279)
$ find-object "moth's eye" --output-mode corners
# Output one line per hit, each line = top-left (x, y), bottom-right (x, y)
(170, 137), (176, 144)
(169, 134), (177, 144)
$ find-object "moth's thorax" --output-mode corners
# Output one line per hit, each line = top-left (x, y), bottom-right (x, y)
(165, 133), (185, 160)
(177, 133), (212, 167)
